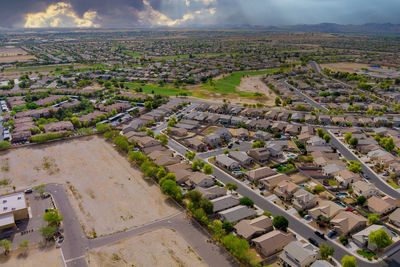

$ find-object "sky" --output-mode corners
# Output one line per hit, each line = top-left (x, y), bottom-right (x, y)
(1, 0), (400, 28)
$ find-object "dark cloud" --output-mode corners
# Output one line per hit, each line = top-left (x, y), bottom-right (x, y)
(1, 0), (400, 28)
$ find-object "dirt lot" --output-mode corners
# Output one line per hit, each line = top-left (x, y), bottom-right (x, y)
(320, 62), (372, 73)
(86, 228), (206, 267)
(236, 75), (277, 106)
(0, 136), (179, 236)
(0, 244), (63, 267)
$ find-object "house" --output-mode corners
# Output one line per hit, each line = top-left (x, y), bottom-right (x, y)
(211, 195), (240, 212)
(279, 241), (318, 267)
(319, 115), (331, 125)
(215, 155), (241, 170)
(252, 230), (296, 257)
(204, 133), (221, 147)
(310, 260), (335, 267)
(389, 162), (400, 176)
(245, 167), (277, 181)
(247, 148), (270, 163)
(229, 151), (253, 166)
(173, 169), (193, 184)
(214, 128), (232, 141)
(236, 128), (250, 140)
(334, 170), (362, 188)
(0, 192), (29, 230)
(122, 119), (144, 133)
(185, 137), (207, 152)
(195, 185), (226, 200)
(136, 136), (159, 149)
(43, 121), (74, 133)
(292, 189), (317, 210)
(273, 180), (300, 200)
(266, 143), (284, 158)
(367, 196), (397, 215)
(155, 156), (181, 167)
(260, 173), (291, 190)
(308, 200), (345, 220)
(307, 136), (325, 146)
(352, 181), (379, 198)
(254, 131), (271, 141)
(217, 205), (257, 223)
(331, 211), (367, 235)
(285, 125), (299, 136)
(271, 122), (286, 132)
(189, 172), (214, 188)
(322, 164), (346, 176)
(389, 208), (400, 227)
(353, 225), (395, 251)
(169, 127), (188, 137)
(234, 216), (273, 240)
(147, 150), (173, 161)
(142, 144), (167, 155)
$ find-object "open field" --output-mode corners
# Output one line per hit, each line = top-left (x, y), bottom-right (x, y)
(0, 244), (63, 267)
(126, 82), (192, 96)
(0, 47), (36, 63)
(236, 75), (278, 106)
(0, 55), (36, 63)
(0, 136), (179, 237)
(320, 62), (374, 73)
(86, 228), (206, 267)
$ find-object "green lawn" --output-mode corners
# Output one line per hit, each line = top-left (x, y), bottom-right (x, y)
(197, 68), (286, 98)
(126, 82), (192, 96)
(388, 181), (400, 189)
(5, 64), (75, 72)
(329, 179), (339, 186)
(357, 250), (375, 260)
(156, 53), (236, 61)
(123, 51), (143, 57)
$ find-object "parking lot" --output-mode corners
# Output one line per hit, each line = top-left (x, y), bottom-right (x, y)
(0, 189), (55, 249)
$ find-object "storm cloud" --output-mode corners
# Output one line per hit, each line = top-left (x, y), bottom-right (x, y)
(1, 0), (400, 28)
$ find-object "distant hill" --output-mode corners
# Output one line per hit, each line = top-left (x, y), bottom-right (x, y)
(263, 23), (400, 34)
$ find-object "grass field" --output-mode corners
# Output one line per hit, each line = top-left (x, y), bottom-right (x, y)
(357, 250), (376, 260)
(123, 51), (143, 57)
(126, 82), (192, 96)
(155, 53), (236, 61)
(193, 69), (285, 99)
(6, 63), (108, 74)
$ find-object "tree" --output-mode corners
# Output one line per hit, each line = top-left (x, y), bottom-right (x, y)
(0, 141), (11, 151)
(225, 182), (238, 192)
(156, 167), (167, 179)
(221, 234), (250, 262)
(316, 128), (324, 138)
(273, 215), (289, 231)
(369, 228), (393, 249)
(251, 140), (265, 148)
(203, 164), (213, 175)
(339, 235), (349, 245)
(168, 117), (177, 127)
(344, 132), (352, 143)
(0, 239), (11, 255)
(208, 220), (226, 240)
(341, 255), (357, 267)
(192, 159), (205, 171)
(356, 196), (367, 206)
(222, 221), (234, 232)
(18, 240), (29, 249)
(349, 137), (358, 148)
(275, 97), (281, 106)
(43, 209), (63, 225)
(200, 199), (214, 215)
(368, 214), (380, 225)
(348, 160), (362, 173)
(161, 180), (182, 201)
(323, 134), (331, 143)
(39, 225), (57, 240)
(96, 123), (111, 133)
(146, 129), (154, 137)
(313, 185), (325, 194)
(113, 135), (129, 152)
(158, 173), (176, 185)
(186, 190), (203, 208)
(128, 151), (147, 165)
(185, 151), (196, 161)
(155, 134), (168, 146)
(319, 243), (335, 260)
(239, 197), (254, 207)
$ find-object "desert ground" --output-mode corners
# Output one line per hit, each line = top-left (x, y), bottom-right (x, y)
(86, 228), (206, 267)
(320, 62), (373, 73)
(236, 75), (277, 106)
(0, 136), (179, 237)
(0, 244), (63, 267)
(0, 47), (35, 63)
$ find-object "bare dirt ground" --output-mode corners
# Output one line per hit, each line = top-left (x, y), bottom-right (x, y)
(0, 136), (179, 237)
(0, 55), (36, 63)
(320, 62), (372, 73)
(0, 244), (63, 267)
(86, 228), (206, 267)
(236, 75), (277, 106)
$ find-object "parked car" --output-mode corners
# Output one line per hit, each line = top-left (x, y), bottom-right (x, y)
(328, 231), (337, 238)
(235, 140), (240, 144)
(228, 143), (233, 149)
(308, 237), (319, 247)
(304, 215), (312, 220)
(24, 188), (33, 194)
(314, 230), (326, 239)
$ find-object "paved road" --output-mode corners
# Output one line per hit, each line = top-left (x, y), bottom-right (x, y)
(327, 130), (400, 199)
(0, 115), (3, 141)
(197, 141), (252, 159)
(280, 80), (329, 112)
(46, 184), (89, 267)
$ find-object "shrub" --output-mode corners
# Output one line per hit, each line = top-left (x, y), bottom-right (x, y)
(239, 197), (254, 207)
(29, 131), (72, 143)
(0, 141), (11, 151)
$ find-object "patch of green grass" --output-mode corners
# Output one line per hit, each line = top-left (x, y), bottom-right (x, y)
(388, 181), (400, 189)
(6, 64), (75, 72)
(329, 179), (339, 186)
(357, 250), (375, 260)
(123, 51), (142, 57)
(126, 83), (192, 96)
(157, 53), (235, 61)
(198, 68), (287, 99)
